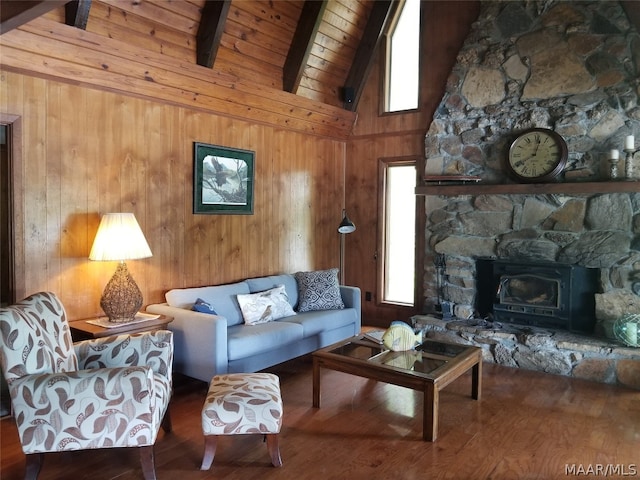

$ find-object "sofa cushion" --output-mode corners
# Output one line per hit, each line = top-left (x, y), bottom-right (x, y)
(294, 268), (345, 312)
(192, 298), (217, 315)
(246, 274), (298, 308)
(165, 282), (250, 326)
(236, 285), (296, 325)
(227, 321), (304, 361)
(280, 308), (356, 337)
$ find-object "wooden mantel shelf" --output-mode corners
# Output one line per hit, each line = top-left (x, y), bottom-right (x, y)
(415, 181), (640, 196)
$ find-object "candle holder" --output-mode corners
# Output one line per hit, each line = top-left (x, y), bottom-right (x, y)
(623, 147), (639, 179)
(609, 156), (620, 179)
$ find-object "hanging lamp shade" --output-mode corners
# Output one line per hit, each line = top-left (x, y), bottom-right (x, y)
(337, 210), (356, 234)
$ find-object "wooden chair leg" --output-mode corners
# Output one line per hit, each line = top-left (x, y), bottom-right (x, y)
(266, 434), (282, 467)
(139, 446), (157, 480)
(161, 404), (172, 433)
(200, 435), (218, 470)
(24, 453), (43, 480)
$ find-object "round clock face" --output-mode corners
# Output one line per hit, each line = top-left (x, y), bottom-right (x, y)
(507, 128), (568, 183)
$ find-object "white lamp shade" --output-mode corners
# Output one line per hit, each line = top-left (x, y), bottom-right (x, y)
(89, 213), (152, 261)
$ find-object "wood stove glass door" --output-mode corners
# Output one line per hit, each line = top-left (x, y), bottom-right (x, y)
(497, 274), (560, 309)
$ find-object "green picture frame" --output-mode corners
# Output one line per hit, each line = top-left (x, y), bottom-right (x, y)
(193, 142), (255, 215)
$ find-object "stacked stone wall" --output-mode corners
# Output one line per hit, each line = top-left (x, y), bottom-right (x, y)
(425, 192), (640, 326)
(425, 1), (640, 182)
(423, 1), (640, 333)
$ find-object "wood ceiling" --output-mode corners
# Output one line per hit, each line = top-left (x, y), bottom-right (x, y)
(1, 1), (639, 114)
(0, 0), (398, 111)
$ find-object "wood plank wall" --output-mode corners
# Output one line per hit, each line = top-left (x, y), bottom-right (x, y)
(1, 71), (345, 320)
(345, 2), (479, 327)
(0, 0), (480, 326)
(0, 1), (358, 320)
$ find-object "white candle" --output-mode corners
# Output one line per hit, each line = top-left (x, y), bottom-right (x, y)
(610, 149), (619, 160)
(625, 322), (637, 347)
(625, 135), (635, 150)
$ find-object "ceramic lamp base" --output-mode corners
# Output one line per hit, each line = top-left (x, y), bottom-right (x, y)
(100, 262), (143, 323)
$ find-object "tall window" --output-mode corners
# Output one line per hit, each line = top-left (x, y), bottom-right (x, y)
(384, 0), (420, 112)
(380, 160), (416, 305)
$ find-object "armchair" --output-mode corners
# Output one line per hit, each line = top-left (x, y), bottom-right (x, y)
(0, 292), (173, 480)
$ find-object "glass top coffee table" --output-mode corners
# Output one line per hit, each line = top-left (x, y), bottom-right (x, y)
(312, 335), (482, 441)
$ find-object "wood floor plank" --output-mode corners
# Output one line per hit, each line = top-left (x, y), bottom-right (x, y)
(1, 359), (638, 480)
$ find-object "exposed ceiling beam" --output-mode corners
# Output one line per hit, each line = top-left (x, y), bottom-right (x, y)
(283, 0), (328, 93)
(342, 0), (398, 111)
(65, 0), (92, 30)
(196, 0), (231, 69)
(0, 0), (67, 35)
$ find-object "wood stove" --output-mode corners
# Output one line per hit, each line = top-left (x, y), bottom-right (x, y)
(476, 259), (599, 333)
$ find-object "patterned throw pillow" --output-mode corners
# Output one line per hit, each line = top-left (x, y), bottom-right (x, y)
(192, 298), (217, 315)
(236, 285), (296, 325)
(294, 268), (345, 312)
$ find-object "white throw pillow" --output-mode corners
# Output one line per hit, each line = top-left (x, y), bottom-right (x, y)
(237, 285), (296, 325)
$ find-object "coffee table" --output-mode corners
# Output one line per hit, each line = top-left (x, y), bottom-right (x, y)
(312, 335), (482, 441)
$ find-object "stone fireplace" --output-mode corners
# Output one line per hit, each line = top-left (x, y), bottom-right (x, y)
(414, 1), (640, 389)
(420, 0), (640, 327)
(412, 191), (640, 389)
(422, 192), (639, 333)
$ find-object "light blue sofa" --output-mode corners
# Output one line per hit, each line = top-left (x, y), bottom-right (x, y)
(147, 273), (361, 382)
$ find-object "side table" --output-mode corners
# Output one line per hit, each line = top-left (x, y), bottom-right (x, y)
(69, 313), (173, 341)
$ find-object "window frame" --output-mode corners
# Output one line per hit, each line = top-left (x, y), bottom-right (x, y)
(377, 156), (420, 307)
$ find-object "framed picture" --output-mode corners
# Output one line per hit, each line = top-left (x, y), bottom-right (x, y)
(193, 142), (255, 214)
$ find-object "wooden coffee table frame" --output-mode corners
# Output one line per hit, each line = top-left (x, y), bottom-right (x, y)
(312, 336), (482, 441)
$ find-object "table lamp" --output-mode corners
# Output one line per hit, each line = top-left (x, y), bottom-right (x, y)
(89, 213), (152, 323)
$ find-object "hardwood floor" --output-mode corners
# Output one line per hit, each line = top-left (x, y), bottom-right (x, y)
(1, 357), (638, 480)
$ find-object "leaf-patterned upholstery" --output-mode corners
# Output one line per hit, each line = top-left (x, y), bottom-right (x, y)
(200, 372), (283, 470)
(0, 291), (173, 480)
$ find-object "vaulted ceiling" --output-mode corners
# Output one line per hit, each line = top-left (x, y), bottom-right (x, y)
(0, 0), (399, 111)
(1, 0), (639, 113)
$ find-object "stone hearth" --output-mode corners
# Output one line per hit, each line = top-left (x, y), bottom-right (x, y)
(412, 314), (640, 390)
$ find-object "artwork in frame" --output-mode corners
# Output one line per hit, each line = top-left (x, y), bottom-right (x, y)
(193, 142), (255, 214)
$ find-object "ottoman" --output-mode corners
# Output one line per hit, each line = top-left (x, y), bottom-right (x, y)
(200, 373), (283, 469)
